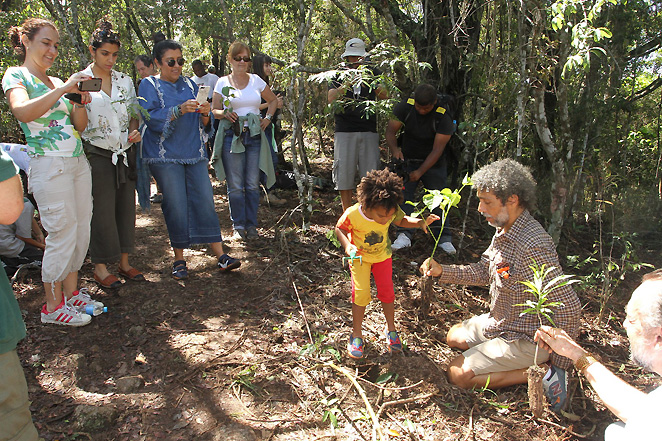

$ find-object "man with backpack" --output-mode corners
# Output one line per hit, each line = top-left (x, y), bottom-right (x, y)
(386, 84), (457, 253)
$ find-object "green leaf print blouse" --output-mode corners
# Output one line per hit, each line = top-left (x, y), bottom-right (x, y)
(2, 66), (83, 157)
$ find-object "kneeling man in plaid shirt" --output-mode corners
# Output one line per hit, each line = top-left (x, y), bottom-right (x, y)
(421, 159), (580, 413)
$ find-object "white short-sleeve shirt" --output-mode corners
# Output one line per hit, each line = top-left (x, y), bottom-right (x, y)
(81, 66), (137, 152)
(214, 73), (266, 117)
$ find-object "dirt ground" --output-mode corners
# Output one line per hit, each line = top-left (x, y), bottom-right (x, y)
(11, 157), (662, 441)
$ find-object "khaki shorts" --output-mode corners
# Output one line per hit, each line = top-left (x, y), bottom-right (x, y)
(460, 314), (549, 375)
(332, 132), (380, 191)
(0, 350), (39, 441)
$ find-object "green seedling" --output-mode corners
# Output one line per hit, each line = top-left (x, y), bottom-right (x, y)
(410, 174), (472, 259)
(516, 262), (578, 365)
(516, 261), (578, 417)
(320, 397), (341, 428)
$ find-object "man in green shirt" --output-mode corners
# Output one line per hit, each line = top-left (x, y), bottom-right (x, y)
(0, 149), (39, 440)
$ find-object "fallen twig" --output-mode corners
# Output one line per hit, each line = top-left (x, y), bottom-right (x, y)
(288, 267), (314, 346)
(178, 327), (247, 382)
(357, 378), (425, 391)
(307, 362), (385, 441)
(462, 403), (477, 441)
(375, 392), (437, 420)
(536, 417), (596, 438)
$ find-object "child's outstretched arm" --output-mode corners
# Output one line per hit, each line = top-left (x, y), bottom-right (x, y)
(394, 214), (440, 234)
(335, 226), (357, 256)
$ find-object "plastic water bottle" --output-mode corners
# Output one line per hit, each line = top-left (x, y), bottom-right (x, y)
(85, 305), (107, 316)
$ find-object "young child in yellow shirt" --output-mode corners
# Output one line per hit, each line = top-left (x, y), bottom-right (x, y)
(335, 169), (438, 359)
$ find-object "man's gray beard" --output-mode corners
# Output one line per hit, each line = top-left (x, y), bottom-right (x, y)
(631, 341), (655, 372)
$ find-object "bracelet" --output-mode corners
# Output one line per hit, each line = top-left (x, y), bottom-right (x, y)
(574, 353), (598, 374)
(74, 104), (86, 109)
(173, 104), (182, 118)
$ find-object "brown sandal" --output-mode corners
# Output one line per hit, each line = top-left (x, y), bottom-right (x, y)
(118, 267), (145, 281)
(94, 273), (123, 289)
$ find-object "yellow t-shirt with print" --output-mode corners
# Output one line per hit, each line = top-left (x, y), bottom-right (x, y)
(336, 203), (405, 264)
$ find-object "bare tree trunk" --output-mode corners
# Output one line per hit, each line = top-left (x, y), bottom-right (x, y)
(286, 0), (316, 229)
(41, 0), (88, 68)
(516, 2), (529, 158)
(218, 0), (234, 41)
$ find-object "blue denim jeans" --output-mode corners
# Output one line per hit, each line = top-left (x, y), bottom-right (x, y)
(149, 160), (222, 248)
(397, 156), (451, 242)
(221, 129), (261, 230)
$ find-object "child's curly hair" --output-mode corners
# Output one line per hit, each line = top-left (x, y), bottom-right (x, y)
(357, 169), (404, 212)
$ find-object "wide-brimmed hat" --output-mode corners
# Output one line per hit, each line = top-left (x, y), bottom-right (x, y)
(341, 38), (367, 58)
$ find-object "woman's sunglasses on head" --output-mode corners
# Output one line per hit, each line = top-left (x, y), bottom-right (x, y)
(233, 56), (252, 62)
(166, 58), (186, 67)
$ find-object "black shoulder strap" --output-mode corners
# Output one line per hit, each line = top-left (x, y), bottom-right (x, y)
(403, 97), (447, 132)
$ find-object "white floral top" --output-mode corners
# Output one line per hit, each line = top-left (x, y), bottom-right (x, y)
(2, 66), (83, 157)
(81, 66), (138, 164)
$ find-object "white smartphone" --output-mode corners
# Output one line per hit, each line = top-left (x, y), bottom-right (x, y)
(196, 86), (210, 104)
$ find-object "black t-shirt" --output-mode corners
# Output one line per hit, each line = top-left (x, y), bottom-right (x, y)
(329, 67), (380, 133)
(392, 98), (455, 161)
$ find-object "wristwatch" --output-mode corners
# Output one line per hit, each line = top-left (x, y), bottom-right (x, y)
(574, 353), (598, 374)
(265, 113), (273, 120)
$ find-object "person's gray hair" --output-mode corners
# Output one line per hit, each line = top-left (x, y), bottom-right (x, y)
(472, 159), (537, 211)
(638, 269), (662, 329)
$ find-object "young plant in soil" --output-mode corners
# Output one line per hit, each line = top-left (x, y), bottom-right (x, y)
(516, 262), (578, 418)
(220, 85), (240, 134)
(409, 175), (472, 315)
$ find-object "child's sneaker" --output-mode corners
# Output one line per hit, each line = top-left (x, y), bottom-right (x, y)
(218, 254), (241, 271)
(347, 336), (364, 359)
(543, 364), (568, 413)
(66, 288), (104, 314)
(386, 330), (402, 352)
(41, 300), (91, 326)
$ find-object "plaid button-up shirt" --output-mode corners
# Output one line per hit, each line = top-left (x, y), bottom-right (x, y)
(439, 210), (580, 369)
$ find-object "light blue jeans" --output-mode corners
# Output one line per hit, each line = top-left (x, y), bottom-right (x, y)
(221, 129), (261, 230)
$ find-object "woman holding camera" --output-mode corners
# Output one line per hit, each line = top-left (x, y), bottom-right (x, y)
(212, 41), (278, 240)
(139, 39), (240, 279)
(3, 18), (103, 326)
(80, 19), (143, 289)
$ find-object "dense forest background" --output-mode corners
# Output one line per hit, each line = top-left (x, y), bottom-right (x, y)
(1, 0), (661, 300)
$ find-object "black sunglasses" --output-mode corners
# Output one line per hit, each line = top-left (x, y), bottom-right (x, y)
(165, 57), (185, 67)
(233, 56), (252, 62)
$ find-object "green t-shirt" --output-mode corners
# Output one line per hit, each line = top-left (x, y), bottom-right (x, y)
(0, 150), (27, 354)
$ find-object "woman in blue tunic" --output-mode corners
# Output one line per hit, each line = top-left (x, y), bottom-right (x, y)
(139, 39), (240, 279)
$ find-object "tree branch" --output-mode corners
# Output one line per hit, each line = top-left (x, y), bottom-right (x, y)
(329, 0), (375, 42)
(626, 33), (662, 61)
(627, 77), (662, 103)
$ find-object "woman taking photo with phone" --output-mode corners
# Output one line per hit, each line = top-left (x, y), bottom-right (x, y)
(212, 41), (278, 240)
(3, 18), (104, 326)
(139, 38), (240, 279)
(80, 19), (143, 289)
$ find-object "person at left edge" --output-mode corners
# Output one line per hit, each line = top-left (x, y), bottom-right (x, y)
(0, 149), (40, 440)
(138, 39), (241, 279)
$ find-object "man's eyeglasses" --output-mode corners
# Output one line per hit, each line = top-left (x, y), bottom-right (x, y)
(165, 58), (185, 67)
(233, 56), (252, 62)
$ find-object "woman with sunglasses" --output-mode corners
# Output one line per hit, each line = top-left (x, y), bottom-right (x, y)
(80, 19), (144, 289)
(211, 41), (278, 240)
(3, 18), (105, 326)
(139, 39), (240, 279)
